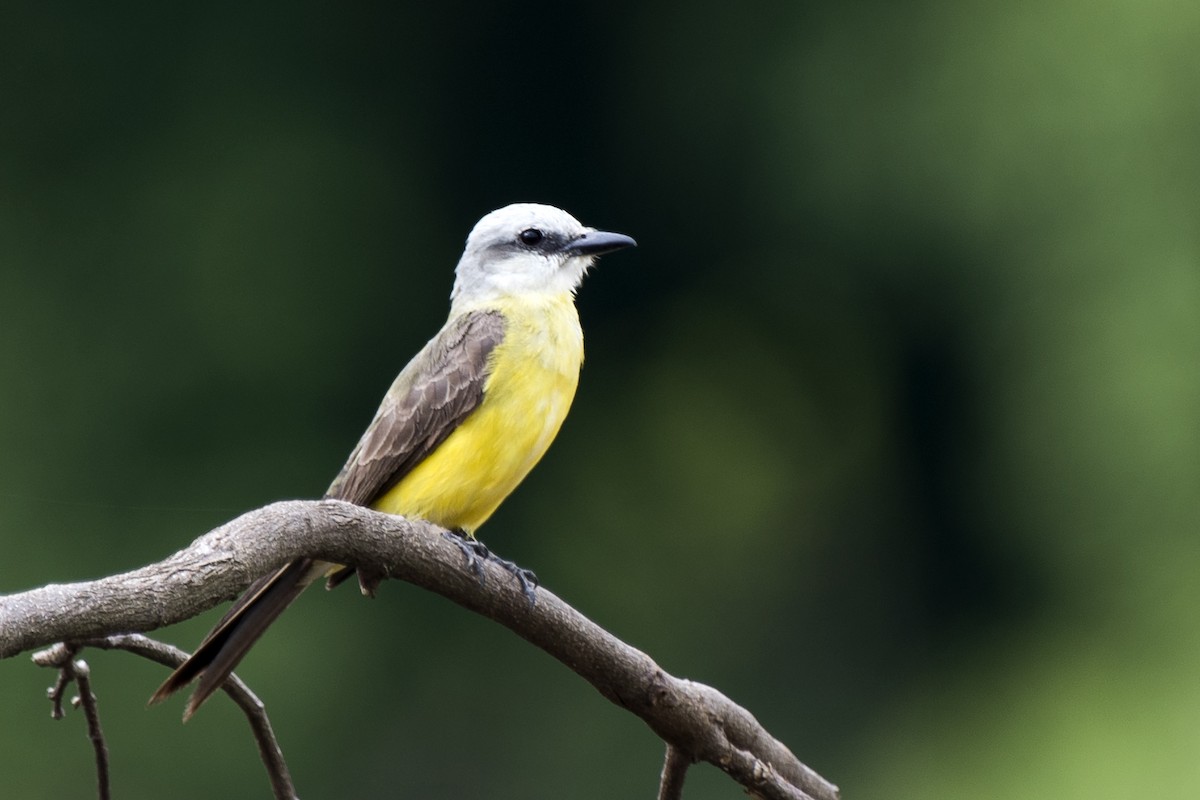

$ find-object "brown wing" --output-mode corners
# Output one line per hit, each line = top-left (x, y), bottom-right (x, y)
(325, 308), (507, 507)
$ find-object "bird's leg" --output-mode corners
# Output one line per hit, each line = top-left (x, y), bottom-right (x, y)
(442, 529), (538, 606)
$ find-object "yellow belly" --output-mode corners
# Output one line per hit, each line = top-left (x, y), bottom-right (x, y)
(370, 294), (583, 534)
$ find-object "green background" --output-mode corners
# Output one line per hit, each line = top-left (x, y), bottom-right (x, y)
(2, 1), (1198, 798)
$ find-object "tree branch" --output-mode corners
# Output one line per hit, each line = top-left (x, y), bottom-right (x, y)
(658, 744), (691, 800)
(35, 644), (111, 800)
(0, 500), (839, 800)
(34, 635), (298, 800)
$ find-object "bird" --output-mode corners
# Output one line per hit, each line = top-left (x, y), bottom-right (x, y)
(149, 203), (636, 719)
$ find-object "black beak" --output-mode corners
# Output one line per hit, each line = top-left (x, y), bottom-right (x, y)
(560, 230), (637, 258)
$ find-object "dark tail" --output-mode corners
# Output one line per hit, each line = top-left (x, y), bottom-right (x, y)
(149, 557), (324, 719)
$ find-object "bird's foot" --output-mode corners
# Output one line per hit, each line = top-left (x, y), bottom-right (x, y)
(443, 530), (539, 606)
(489, 552), (539, 607)
(444, 530), (489, 584)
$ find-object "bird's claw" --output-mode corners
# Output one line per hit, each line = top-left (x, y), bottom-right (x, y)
(444, 531), (489, 585)
(443, 530), (538, 606)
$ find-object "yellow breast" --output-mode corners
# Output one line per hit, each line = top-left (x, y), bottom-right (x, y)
(370, 293), (583, 534)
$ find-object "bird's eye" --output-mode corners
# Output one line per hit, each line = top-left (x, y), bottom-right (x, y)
(518, 228), (544, 247)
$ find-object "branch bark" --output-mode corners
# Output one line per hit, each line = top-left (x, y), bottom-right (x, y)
(0, 500), (839, 800)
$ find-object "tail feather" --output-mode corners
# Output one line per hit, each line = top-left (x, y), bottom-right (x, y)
(150, 557), (328, 719)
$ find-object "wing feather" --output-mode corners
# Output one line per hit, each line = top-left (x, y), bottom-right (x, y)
(325, 309), (506, 506)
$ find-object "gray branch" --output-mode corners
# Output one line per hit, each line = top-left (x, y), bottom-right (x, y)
(34, 635), (297, 800)
(0, 499), (840, 800)
(36, 645), (111, 800)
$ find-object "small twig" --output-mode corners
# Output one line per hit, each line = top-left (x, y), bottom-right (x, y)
(34, 644), (112, 800)
(33, 635), (297, 800)
(72, 660), (111, 800)
(658, 744), (691, 800)
(46, 655), (73, 719)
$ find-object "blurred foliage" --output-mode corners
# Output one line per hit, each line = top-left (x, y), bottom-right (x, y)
(2, 0), (1198, 798)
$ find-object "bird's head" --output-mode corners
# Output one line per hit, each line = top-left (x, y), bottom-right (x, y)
(450, 203), (636, 305)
